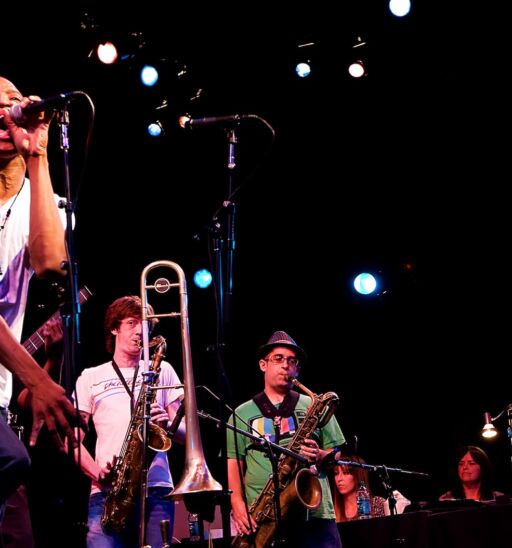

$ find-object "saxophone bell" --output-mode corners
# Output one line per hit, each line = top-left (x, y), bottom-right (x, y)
(137, 423), (171, 452)
(232, 378), (339, 548)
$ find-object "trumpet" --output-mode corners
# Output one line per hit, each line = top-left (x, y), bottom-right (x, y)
(140, 261), (222, 505)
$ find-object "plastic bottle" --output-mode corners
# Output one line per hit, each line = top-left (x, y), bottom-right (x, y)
(188, 512), (201, 542)
(356, 480), (371, 519)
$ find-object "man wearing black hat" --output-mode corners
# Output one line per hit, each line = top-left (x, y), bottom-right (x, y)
(227, 331), (344, 547)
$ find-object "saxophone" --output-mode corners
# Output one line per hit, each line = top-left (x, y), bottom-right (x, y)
(232, 378), (339, 548)
(101, 336), (171, 532)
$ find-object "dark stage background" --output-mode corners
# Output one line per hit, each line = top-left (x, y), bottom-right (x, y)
(3, 3), (510, 543)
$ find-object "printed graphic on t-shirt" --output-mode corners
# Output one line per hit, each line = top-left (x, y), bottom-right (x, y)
(101, 376), (144, 394)
(251, 416), (296, 444)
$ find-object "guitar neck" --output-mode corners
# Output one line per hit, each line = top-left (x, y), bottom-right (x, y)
(22, 286), (92, 356)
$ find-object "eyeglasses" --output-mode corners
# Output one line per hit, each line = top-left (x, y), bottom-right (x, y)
(264, 354), (299, 367)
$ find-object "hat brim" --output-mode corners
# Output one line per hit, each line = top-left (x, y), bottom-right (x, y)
(256, 342), (307, 362)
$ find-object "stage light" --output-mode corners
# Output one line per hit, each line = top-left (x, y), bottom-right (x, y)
(295, 62), (312, 78)
(141, 64), (159, 87)
(353, 273), (378, 295)
(294, 41), (315, 78)
(348, 61), (366, 79)
(481, 412), (498, 439)
(96, 41), (118, 64)
(481, 407), (512, 440)
(389, 0), (412, 18)
(481, 405), (512, 475)
(193, 269), (212, 289)
(147, 121), (164, 137)
(89, 29), (146, 66)
(348, 36), (368, 79)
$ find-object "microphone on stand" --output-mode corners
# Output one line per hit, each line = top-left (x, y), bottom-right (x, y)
(179, 113), (246, 129)
(7, 91), (80, 125)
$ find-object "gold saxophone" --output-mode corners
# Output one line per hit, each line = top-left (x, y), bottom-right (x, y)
(232, 378), (339, 548)
(101, 336), (171, 532)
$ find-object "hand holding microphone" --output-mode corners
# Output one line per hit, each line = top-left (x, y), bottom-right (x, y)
(0, 95), (53, 158)
(0, 91), (80, 157)
(7, 92), (79, 126)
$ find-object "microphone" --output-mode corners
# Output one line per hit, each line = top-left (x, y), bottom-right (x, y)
(179, 114), (246, 129)
(166, 399), (185, 439)
(8, 92), (79, 125)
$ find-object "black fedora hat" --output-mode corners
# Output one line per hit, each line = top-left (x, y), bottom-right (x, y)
(256, 331), (307, 362)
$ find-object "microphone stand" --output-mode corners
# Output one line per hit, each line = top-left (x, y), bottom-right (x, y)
(56, 106), (81, 404)
(334, 459), (429, 516)
(210, 123), (240, 547)
(507, 406), (512, 477)
(198, 410), (309, 546)
(198, 409), (310, 463)
(334, 459), (430, 479)
(375, 466), (397, 515)
(139, 370), (157, 548)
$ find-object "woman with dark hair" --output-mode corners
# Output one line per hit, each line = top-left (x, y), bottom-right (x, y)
(439, 445), (504, 502)
(331, 454), (411, 522)
(331, 455), (386, 522)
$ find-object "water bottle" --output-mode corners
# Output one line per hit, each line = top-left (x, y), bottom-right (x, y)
(356, 480), (371, 519)
(188, 512), (201, 542)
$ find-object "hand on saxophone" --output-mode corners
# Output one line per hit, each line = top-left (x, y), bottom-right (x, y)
(231, 496), (257, 536)
(150, 401), (169, 426)
(96, 455), (118, 491)
(300, 439), (322, 464)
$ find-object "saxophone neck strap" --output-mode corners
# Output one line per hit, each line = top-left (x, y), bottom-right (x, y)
(111, 359), (139, 412)
(253, 390), (299, 419)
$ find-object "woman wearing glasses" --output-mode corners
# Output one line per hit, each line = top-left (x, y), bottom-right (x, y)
(226, 330), (345, 548)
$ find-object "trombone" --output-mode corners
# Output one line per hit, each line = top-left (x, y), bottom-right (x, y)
(140, 260), (222, 505)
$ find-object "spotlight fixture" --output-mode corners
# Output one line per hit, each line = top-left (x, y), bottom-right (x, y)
(193, 269), (213, 289)
(353, 272), (378, 296)
(96, 41), (118, 64)
(295, 62), (312, 78)
(481, 412), (498, 439)
(140, 64), (159, 87)
(147, 121), (164, 137)
(480, 404), (512, 441)
(389, 0), (412, 18)
(294, 41), (315, 78)
(348, 36), (368, 79)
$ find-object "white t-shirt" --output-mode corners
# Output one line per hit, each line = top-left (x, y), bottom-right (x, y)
(74, 359), (184, 495)
(0, 180), (66, 408)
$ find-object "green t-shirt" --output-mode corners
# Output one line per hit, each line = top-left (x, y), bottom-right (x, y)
(226, 392), (344, 519)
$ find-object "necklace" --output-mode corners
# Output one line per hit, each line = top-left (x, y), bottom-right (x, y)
(0, 179), (25, 277)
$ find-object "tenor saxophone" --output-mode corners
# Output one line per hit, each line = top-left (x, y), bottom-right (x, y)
(232, 378), (339, 548)
(101, 336), (171, 532)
